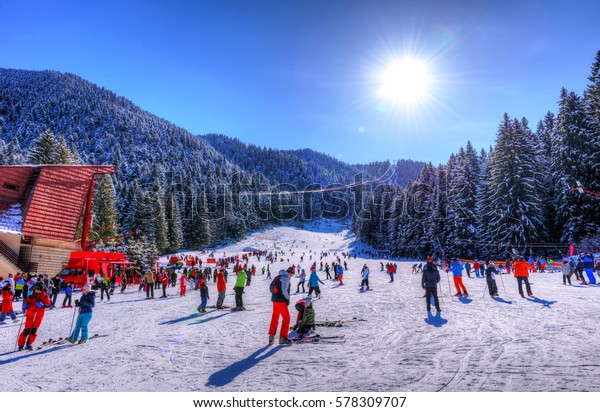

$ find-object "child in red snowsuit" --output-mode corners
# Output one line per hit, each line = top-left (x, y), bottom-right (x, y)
(18, 284), (51, 350)
(0, 283), (18, 322)
(179, 274), (188, 297)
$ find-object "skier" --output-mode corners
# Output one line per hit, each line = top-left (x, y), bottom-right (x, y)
(197, 282), (209, 313)
(14, 275), (25, 301)
(473, 260), (481, 278)
(360, 264), (370, 291)
(451, 259), (468, 296)
(68, 284), (95, 344)
(100, 274), (110, 302)
(484, 261), (500, 297)
(513, 256), (533, 297)
(62, 282), (74, 308)
(292, 297), (315, 337)
(387, 263), (395, 282)
(421, 257), (441, 312)
(144, 271), (156, 299)
(336, 264), (344, 285)
(178, 272), (187, 297)
(582, 253), (597, 284)
(0, 281), (18, 323)
(216, 269), (227, 309)
(561, 258), (572, 285)
(296, 269), (306, 293)
(307, 269), (324, 299)
(17, 281), (51, 350)
(464, 261), (472, 278)
(325, 263), (331, 280)
(232, 267), (247, 310)
(268, 267), (293, 344)
(160, 271), (169, 298)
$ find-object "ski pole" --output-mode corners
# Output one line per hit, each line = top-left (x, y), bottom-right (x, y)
(445, 271), (455, 302)
(481, 281), (488, 299)
(498, 273), (512, 301)
(68, 304), (78, 338)
(14, 315), (24, 351)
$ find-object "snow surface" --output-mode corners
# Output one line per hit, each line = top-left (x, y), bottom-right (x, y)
(2, 220), (600, 392)
(0, 203), (23, 234)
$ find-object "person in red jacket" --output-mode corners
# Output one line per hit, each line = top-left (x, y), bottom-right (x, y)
(513, 256), (533, 297)
(216, 269), (227, 309)
(179, 273), (188, 297)
(18, 281), (52, 350)
(0, 282), (18, 323)
(160, 272), (169, 298)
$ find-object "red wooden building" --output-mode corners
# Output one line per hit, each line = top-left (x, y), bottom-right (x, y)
(0, 165), (115, 275)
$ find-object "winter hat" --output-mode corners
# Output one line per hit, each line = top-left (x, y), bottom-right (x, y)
(286, 267), (296, 274)
(82, 284), (91, 292)
(426, 257), (433, 262)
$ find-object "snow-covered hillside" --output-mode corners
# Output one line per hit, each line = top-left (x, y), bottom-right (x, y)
(2, 221), (600, 392)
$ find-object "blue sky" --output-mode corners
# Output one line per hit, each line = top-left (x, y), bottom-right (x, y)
(1, 0), (599, 165)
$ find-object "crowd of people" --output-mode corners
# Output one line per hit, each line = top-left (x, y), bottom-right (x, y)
(2, 246), (599, 349)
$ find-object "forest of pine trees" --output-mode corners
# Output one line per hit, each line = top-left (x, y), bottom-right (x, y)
(352, 51), (600, 259)
(1, 51), (599, 263)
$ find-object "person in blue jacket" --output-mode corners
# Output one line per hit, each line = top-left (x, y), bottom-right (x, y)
(451, 259), (468, 297)
(582, 253), (597, 284)
(68, 284), (96, 344)
(308, 269), (324, 299)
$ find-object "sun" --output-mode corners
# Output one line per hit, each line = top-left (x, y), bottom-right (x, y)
(377, 58), (431, 105)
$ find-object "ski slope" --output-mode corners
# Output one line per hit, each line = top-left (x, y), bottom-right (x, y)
(1, 220), (600, 392)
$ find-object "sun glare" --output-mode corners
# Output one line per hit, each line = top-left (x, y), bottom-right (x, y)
(378, 58), (431, 105)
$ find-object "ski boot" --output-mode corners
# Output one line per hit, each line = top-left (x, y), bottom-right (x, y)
(279, 337), (293, 345)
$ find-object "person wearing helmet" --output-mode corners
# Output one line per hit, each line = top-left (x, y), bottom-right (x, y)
(268, 267), (293, 344)
(17, 281), (51, 350)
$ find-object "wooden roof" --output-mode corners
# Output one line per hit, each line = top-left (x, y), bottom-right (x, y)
(0, 165), (115, 241)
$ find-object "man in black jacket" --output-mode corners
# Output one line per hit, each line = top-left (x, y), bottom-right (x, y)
(421, 258), (441, 313)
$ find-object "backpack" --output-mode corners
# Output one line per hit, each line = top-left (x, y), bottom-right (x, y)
(270, 275), (284, 299)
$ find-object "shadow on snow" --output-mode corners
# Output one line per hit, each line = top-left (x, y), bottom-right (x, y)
(206, 345), (285, 387)
(424, 312), (448, 328)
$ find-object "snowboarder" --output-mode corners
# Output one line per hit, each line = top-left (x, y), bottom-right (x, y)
(17, 281), (51, 350)
(68, 284), (95, 344)
(451, 259), (468, 296)
(513, 256), (533, 297)
(421, 257), (441, 312)
(268, 267), (293, 344)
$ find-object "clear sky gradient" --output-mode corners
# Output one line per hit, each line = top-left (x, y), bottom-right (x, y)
(1, 0), (599, 165)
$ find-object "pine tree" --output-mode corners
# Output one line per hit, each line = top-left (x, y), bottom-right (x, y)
(27, 129), (76, 164)
(553, 88), (599, 242)
(164, 187), (183, 254)
(92, 175), (119, 241)
(484, 114), (545, 255)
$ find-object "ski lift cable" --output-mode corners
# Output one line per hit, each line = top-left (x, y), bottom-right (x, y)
(254, 163), (396, 197)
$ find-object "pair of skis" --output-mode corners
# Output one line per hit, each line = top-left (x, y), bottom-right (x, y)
(36, 333), (106, 350)
(291, 334), (346, 344)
